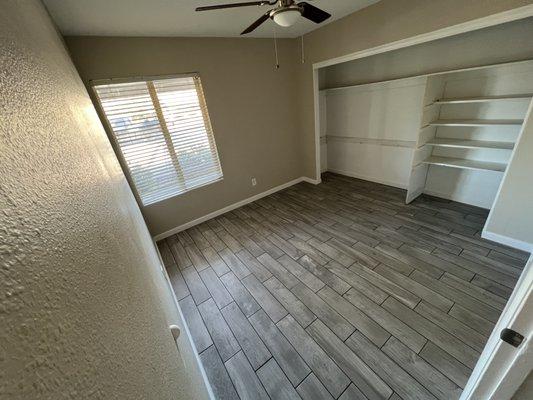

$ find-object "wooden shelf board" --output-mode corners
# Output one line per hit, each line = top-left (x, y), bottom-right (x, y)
(435, 94), (532, 104)
(425, 138), (515, 150)
(421, 156), (507, 172)
(430, 119), (523, 126)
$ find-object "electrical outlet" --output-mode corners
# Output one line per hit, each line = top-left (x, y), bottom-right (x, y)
(251, 177), (257, 186)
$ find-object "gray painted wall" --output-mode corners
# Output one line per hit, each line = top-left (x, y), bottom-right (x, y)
(0, 1), (209, 399)
(322, 17), (533, 89)
(65, 36), (302, 237)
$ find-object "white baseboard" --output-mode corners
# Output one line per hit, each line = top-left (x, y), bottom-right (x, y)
(326, 168), (407, 190)
(302, 176), (322, 185)
(153, 176), (314, 241)
(481, 230), (533, 253)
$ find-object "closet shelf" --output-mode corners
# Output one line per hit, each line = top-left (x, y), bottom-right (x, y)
(430, 119), (523, 126)
(425, 138), (515, 150)
(435, 94), (532, 104)
(421, 156), (507, 172)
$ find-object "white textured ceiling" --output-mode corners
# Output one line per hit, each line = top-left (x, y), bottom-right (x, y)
(43, 0), (380, 38)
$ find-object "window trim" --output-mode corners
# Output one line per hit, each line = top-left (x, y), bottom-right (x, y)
(90, 73), (223, 207)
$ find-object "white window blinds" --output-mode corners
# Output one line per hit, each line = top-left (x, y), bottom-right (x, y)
(93, 75), (223, 206)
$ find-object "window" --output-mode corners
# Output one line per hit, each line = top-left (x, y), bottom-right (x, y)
(93, 75), (223, 206)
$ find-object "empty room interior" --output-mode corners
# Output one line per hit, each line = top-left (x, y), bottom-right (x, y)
(4, 1), (533, 399)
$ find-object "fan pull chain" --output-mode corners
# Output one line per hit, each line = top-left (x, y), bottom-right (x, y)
(273, 26), (280, 69)
(301, 35), (305, 64)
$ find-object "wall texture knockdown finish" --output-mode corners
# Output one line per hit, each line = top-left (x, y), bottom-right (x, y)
(0, 1), (208, 399)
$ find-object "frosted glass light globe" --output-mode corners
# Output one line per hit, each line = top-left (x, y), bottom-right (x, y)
(273, 9), (300, 27)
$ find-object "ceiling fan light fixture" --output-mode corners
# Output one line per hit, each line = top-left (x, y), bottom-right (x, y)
(272, 8), (301, 27)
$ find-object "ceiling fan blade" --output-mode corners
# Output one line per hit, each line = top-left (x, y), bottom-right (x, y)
(241, 11), (271, 34)
(298, 2), (331, 23)
(196, 1), (273, 12)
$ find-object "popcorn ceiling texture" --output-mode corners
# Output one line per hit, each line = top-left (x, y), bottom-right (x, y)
(0, 1), (207, 399)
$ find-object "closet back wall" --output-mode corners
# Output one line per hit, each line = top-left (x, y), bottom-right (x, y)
(66, 37), (301, 237)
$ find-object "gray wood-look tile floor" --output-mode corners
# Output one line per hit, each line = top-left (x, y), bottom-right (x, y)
(157, 173), (529, 400)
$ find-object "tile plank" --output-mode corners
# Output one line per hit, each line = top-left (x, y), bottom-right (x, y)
(415, 301), (487, 352)
(431, 249), (517, 289)
(264, 277), (316, 328)
(182, 267), (211, 305)
(296, 374), (334, 400)
(345, 331), (436, 400)
(221, 302), (271, 370)
(249, 310), (310, 387)
(267, 232), (305, 260)
(202, 228), (227, 252)
(199, 267), (233, 309)
(440, 272), (506, 311)
(257, 253), (300, 289)
(318, 286), (390, 347)
(288, 237), (330, 265)
(256, 358), (301, 400)
(298, 255), (351, 295)
(373, 264), (453, 312)
(471, 274), (513, 299)
(220, 272), (260, 317)
(278, 254), (325, 292)
(348, 262), (421, 308)
(382, 337), (462, 400)
(167, 236), (192, 269)
(179, 296), (212, 353)
(352, 242), (413, 276)
(225, 351), (269, 400)
(185, 244), (210, 272)
(419, 342), (472, 389)
(382, 297), (480, 369)
(166, 264), (190, 300)
(200, 345), (239, 400)
(202, 246), (231, 277)
(292, 283), (355, 341)
(327, 238), (380, 269)
(236, 249), (272, 282)
(188, 226), (211, 250)
(307, 319), (393, 400)
(399, 244), (474, 281)
(325, 261), (388, 305)
(242, 274), (288, 323)
(198, 298), (241, 362)
(448, 304), (495, 337)
(219, 248), (251, 279)
(277, 315), (350, 398)
(410, 271), (501, 323)
(309, 238), (354, 267)
(344, 288), (427, 353)
(375, 244), (443, 279)
(338, 384), (369, 400)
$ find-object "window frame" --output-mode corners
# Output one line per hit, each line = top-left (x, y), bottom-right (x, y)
(90, 73), (223, 207)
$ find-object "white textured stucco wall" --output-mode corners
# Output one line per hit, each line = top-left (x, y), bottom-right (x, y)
(0, 1), (208, 399)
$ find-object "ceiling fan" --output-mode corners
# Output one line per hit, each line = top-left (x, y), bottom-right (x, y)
(196, 0), (331, 34)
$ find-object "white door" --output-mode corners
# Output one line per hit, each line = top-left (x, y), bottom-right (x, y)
(461, 255), (532, 399)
